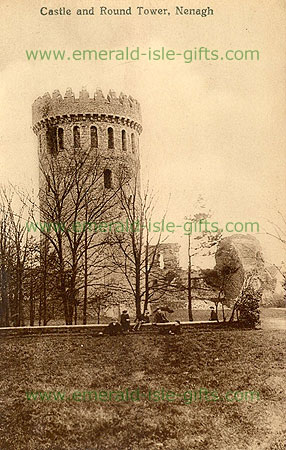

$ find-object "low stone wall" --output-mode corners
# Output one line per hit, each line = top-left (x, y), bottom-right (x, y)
(0, 320), (235, 337)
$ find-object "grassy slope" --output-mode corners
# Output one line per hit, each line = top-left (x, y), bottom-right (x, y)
(0, 328), (286, 450)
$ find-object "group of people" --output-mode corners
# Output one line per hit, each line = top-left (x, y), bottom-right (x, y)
(106, 307), (181, 336)
(153, 308), (181, 335)
(106, 305), (218, 335)
(106, 309), (150, 336)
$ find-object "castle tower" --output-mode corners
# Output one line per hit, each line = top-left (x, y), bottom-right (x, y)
(32, 87), (142, 192)
(32, 88), (143, 321)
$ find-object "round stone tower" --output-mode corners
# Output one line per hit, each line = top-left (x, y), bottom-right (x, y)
(32, 87), (142, 192)
(32, 88), (143, 320)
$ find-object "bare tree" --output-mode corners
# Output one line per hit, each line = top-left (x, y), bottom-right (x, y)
(184, 202), (223, 321)
(0, 188), (37, 327)
(107, 173), (166, 319)
(27, 140), (121, 324)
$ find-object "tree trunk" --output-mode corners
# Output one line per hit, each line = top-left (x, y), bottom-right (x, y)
(144, 245), (149, 314)
(58, 256), (70, 324)
(41, 239), (48, 326)
(19, 284), (24, 326)
(135, 262), (141, 319)
(29, 288), (35, 326)
(74, 302), (77, 325)
(1, 265), (9, 326)
(229, 305), (236, 322)
(83, 227), (88, 325)
(188, 234), (193, 321)
(42, 274), (47, 326)
(69, 268), (77, 325)
(215, 301), (219, 323)
(60, 276), (70, 324)
(222, 302), (226, 322)
(29, 264), (35, 326)
(38, 292), (42, 326)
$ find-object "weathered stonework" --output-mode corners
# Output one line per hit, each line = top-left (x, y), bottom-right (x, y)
(33, 88), (143, 321)
(150, 243), (181, 271)
(33, 88), (142, 195)
(32, 88), (142, 131)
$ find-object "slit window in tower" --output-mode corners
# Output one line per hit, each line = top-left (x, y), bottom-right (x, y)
(46, 127), (57, 155)
(131, 133), (136, 153)
(90, 126), (98, 148)
(122, 129), (127, 151)
(58, 127), (64, 150)
(104, 169), (112, 189)
(73, 126), (80, 148)
(108, 127), (114, 149)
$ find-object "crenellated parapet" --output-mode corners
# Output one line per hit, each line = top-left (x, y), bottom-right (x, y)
(32, 88), (142, 132)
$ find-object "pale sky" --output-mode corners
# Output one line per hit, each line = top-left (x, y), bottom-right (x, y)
(0, 0), (285, 267)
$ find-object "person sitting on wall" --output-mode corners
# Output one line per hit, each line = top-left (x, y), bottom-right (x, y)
(143, 311), (150, 323)
(154, 308), (171, 334)
(209, 306), (218, 321)
(120, 310), (131, 332)
(169, 320), (181, 335)
(154, 308), (169, 324)
(133, 311), (150, 331)
(107, 320), (123, 336)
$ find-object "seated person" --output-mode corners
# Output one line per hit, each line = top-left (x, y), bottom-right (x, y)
(133, 311), (151, 331)
(209, 306), (218, 321)
(107, 320), (123, 336)
(143, 311), (150, 323)
(120, 310), (131, 332)
(154, 308), (169, 324)
(169, 320), (181, 335)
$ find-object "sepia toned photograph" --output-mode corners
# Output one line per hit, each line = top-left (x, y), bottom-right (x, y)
(0, 1), (285, 449)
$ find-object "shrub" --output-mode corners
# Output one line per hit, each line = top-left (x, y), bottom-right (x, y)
(238, 285), (262, 328)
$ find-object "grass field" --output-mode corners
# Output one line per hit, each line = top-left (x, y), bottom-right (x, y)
(0, 320), (286, 449)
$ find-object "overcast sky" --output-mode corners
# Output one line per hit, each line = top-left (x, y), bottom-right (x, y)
(0, 0), (285, 267)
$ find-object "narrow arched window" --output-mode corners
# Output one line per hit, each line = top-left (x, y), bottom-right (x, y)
(46, 127), (57, 155)
(108, 127), (114, 149)
(58, 127), (64, 150)
(131, 133), (136, 153)
(122, 129), (127, 151)
(73, 126), (80, 148)
(104, 169), (112, 189)
(90, 126), (98, 148)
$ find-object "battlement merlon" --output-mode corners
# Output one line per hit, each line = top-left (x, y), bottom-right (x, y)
(32, 88), (142, 131)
